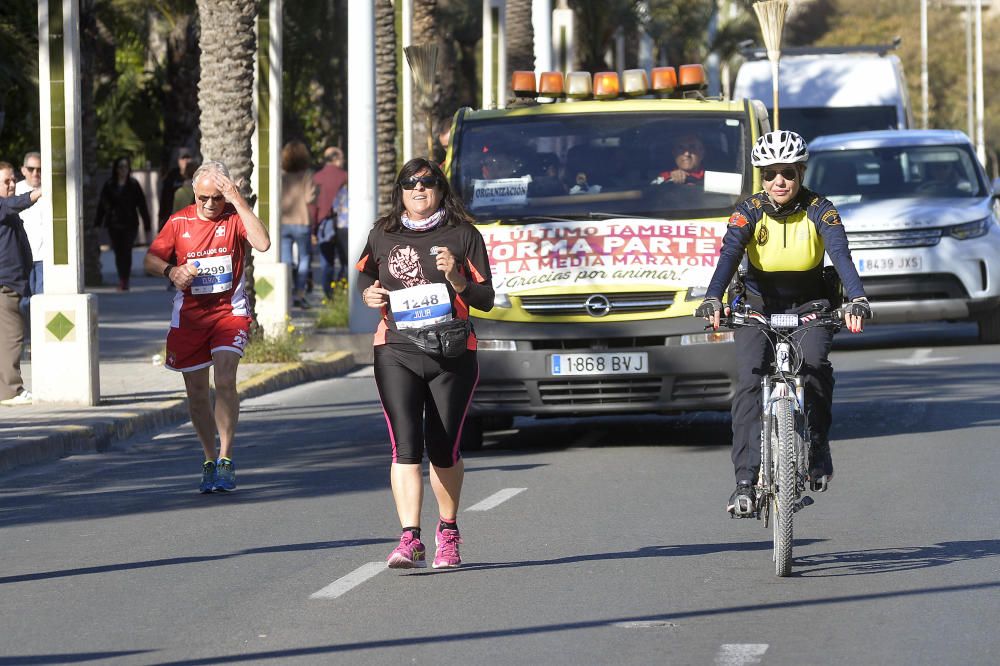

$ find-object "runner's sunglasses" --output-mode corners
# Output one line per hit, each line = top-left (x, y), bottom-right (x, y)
(400, 175), (441, 190)
(761, 167), (799, 182)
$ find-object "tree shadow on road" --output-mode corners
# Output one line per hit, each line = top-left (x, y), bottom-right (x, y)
(793, 539), (1000, 577)
(0, 538), (392, 586)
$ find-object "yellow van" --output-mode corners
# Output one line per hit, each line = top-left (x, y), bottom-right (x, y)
(445, 68), (771, 448)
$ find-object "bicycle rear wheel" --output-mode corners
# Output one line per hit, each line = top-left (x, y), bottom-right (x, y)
(772, 399), (797, 577)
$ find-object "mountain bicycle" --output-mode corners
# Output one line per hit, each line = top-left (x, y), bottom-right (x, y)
(722, 299), (845, 577)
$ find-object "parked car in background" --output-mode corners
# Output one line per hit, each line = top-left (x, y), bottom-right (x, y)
(806, 129), (1000, 343)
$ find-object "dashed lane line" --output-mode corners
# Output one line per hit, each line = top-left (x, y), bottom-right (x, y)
(310, 562), (385, 600)
(714, 644), (768, 666)
(465, 487), (527, 512)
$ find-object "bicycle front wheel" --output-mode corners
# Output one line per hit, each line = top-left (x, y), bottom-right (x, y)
(772, 398), (797, 577)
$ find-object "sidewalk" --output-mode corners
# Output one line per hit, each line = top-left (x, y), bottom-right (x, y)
(0, 249), (359, 474)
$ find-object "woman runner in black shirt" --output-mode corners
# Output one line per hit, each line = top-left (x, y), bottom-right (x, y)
(356, 157), (494, 569)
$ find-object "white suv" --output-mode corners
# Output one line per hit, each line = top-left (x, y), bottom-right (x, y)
(807, 129), (1000, 343)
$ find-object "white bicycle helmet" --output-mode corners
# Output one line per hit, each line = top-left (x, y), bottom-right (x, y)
(751, 130), (809, 167)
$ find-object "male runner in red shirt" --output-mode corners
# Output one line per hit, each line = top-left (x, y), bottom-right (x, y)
(144, 160), (271, 492)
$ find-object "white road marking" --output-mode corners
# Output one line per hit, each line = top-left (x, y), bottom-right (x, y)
(465, 487), (527, 512)
(347, 367), (374, 378)
(309, 562), (385, 599)
(883, 348), (957, 366)
(152, 432), (187, 440)
(714, 644), (768, 666)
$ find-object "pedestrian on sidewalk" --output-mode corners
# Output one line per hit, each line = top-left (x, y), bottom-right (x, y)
(310, 146), (347, 299)
(143, 160), (271, 492)
(279, 140), (317, 309)
(16, 152), (45, 324)
(357, 157), (495, 569)
(0, 161), (42, 407)
(95, 156), (152, 291)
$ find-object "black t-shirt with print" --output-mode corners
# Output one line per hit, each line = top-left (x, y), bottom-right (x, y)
(356, 221), (494, 345)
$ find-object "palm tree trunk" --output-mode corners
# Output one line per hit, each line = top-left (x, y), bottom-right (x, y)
(506, 0), (536, 77)
(410, 0), (438, 159)
(195, 0), (259, 321)
(375, 0), (399, 212)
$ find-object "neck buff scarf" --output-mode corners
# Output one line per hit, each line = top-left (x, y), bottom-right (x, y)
(763, 187), (810, 220)
(401, 207), (446, 231)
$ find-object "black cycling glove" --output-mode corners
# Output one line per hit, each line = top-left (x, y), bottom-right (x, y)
(841, 297), (872, 319)
(695, 297), (723, 319)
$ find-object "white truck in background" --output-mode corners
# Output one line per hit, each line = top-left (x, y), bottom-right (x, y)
(732, 43), (913, 142)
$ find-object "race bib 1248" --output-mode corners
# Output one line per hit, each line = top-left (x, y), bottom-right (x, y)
(389, 283), (452, 330)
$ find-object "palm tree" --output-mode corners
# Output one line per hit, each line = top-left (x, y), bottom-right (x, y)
(506, 0), (535, 78)
(195, 0), (259, 316)
(410, 0), (438, 159)
(375, 0), (398, 212)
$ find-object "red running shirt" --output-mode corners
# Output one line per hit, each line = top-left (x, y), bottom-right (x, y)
(148, 204), (249, 329)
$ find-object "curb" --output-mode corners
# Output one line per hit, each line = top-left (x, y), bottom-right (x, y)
(0, 351), (355, 474)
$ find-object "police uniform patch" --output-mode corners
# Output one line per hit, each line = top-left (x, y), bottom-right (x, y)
(729, 212), (749, 228)
(821, 209), (842, 225)
(756, 225), (769, 246)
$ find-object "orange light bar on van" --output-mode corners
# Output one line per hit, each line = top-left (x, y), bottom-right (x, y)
(678, 64), (707, 91)
(510, 70), (538, 97)
(565, 71), (593, 99)
(651, 67), (677, 95)
(538, 71), (565, 97)
(593, 72), (620, 99)
(622, 69), (650, 97)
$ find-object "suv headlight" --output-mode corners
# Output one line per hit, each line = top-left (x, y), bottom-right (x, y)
(948, 217), (990, 240)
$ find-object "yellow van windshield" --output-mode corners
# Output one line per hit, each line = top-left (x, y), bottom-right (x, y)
(454, 112), (750, 222)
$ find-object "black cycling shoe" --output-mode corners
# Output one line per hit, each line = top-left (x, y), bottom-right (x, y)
(808, 442), (834, 492)
(727, 482), (756, 517)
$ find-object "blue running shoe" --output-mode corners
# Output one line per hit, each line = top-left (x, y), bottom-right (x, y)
(214, 458), (236, 491)
(199, 461), (217, 493)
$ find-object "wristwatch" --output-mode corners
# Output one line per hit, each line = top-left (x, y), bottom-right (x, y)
(163, 264), (176, 279)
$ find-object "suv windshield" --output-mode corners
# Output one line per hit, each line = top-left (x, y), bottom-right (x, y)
(452, 112), (750, 222)
(807, 144), (988, 204)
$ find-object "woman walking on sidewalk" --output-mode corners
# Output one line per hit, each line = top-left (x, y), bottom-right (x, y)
(356, 158), (494, 569)
(143, 161), (270, 493)
(95, 156), (152, 291)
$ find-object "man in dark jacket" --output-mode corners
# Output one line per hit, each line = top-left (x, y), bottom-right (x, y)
(0, 161), (42, 406)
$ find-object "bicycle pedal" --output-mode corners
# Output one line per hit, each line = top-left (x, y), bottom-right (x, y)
(792, 496), (814, 513)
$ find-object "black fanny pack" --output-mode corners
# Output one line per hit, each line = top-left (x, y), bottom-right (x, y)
(399, 318), (472, 358)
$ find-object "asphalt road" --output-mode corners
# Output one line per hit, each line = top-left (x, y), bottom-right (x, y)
(1, 321), (998, 665)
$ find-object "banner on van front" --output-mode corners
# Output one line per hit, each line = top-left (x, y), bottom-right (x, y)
(478, 218), (725, 295)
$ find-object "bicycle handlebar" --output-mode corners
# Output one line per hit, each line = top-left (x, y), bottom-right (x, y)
(714, 302), (845, 333)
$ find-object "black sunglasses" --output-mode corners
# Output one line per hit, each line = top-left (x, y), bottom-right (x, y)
(400, 175), (440, 190)
(761, 167), (799, 182)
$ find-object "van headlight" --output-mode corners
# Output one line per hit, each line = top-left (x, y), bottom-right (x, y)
(686, 286), (709, 301)
(948, 217), (990, 240)
(494, 292), (512, 308)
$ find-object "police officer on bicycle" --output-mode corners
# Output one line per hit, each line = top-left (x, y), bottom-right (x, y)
(695, 130), (871, 517)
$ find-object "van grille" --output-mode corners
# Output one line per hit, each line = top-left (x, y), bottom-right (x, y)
(848, 228), (941, 250)
(519, 291), (675, 316)
(538, 378), (662, 405)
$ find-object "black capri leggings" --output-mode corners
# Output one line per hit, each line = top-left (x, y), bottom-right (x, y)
(373, 343), (479, 467)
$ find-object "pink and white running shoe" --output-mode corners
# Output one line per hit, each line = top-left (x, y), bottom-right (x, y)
(387, 531), (426, 569)
(433, 526), (463, 569)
